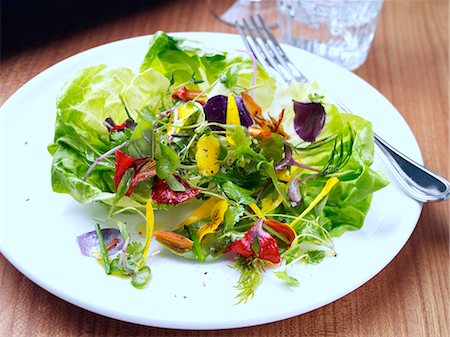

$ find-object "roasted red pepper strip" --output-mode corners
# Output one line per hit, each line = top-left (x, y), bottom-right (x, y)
(225, 219), (280, 264)
(151, 176), (201, 205)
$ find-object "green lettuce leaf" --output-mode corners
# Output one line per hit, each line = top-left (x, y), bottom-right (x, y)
(140, 31), (276, 110)
(49, 64), (170, 208)
(279, 82), (389, 235)
(140, 31), (228, 88)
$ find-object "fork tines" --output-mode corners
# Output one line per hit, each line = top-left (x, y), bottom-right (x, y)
(236, 14), (307, 83)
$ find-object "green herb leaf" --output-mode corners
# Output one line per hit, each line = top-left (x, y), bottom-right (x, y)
(139, 106), (158, 124)
(233, 256), (264, 304)
(303, 250), (326, 264)
(191, 72), (205, 84)
(222, 181), (255, 205)
(220, 64), (239, 89)
(155, 143), (180, 179)
(110, 168), (134, 216)
(95, 223), (111, 275)
(166, 174), (186, 192)
(222, 204), (245, 233)
(127, 241), (145, 266)
(187, 226), (205, 262)
(131, 265), (151, 289)
(319, 125), (355, 177)
(110, 129), (131, 147)
(259, 133), (285, 163)
(126, 124), (154, 158)
(274, 270), (300, 286)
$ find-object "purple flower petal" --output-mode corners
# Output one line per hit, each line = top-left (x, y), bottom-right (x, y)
(204, 95), (227, 129)
(204, 95), (253, 130)
(77, 228), (123, 257)
(235, 96), (253, 127)
(293, 101), (326, 142)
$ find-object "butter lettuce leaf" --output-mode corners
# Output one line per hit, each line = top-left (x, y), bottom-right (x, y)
(49, 64), (170, 208)
(280, 83), (389, 235)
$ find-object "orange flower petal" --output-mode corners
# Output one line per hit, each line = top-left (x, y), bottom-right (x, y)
(153, 230), (193, 254)
(264, 219), (296, 247)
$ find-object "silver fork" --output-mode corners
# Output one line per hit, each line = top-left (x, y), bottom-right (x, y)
(236, 15), (450, 203)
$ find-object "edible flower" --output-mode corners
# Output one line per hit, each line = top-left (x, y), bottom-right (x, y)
(293, 100), (326, 142)
(197, 199), (228, 242)
(151, 176), (201, 204)
(114, 150), (137, 189)
(249, 203), (266, 220)
(242, 92), (288, 138)
(168, 103), (198, 139)
(140, 200), (155, 267)
(172, 86), (207, 105)
(114, 150), (156, 196)
(226, 219), (280, 264)
(287, 177), (302, 207)
(153, 230), (193, 254)
(248, 126), (272, 138)
(264, 219), (296, 248)
(104, 117), (137, 132)
(226, 95), (241, 145)
(203, 95), (253, 130)
(179, 197), (221, 227)
(195, 135), (221, 176)
(260, 191), (283, 214)
(290, 177), (339, 227)
(76, 228), (123, 257)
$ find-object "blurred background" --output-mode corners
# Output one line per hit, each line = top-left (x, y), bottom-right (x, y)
(1, 0), (166, 57)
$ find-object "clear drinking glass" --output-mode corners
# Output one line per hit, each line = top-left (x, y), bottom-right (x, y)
(208, 0), (278, 28)
(278, 0), (384, 70)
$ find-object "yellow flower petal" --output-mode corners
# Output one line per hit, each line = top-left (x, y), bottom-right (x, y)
(195, 135), (221, 176)
(169, 103), (198, 135)
(249, 203), (267, 220)
(226, 95), (240, 145)
(178, 197), (220, 228)
(197, 199), (228, 242)
(276, 168), (291, 182)
(290, 177), (339, 227)
(261, 193), (283, 214)
(140, 200), (155, 267)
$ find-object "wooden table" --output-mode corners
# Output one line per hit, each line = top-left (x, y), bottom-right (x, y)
(1, 0), (448, 336)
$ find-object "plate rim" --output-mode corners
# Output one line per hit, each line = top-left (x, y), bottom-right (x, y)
(0, 31), (423, 330)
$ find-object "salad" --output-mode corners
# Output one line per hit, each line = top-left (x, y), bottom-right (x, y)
(48, 31), (388, 302)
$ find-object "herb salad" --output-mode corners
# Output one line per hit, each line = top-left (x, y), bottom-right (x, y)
(48, 31), (388, 302)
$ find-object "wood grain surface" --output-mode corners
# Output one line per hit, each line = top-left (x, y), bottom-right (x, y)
(1, 0), (448, 336)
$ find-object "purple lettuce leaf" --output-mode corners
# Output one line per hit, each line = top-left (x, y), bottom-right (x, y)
(77, 228), (123, 257)
(293, 101), (326, 142)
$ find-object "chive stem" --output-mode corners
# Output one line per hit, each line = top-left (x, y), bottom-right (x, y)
(95, 223), (111, 275)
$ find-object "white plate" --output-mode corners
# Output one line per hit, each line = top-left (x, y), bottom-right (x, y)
(0, 33), (422, 329)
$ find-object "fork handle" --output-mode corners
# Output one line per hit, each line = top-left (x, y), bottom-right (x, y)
(374, 133), (450, 202)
